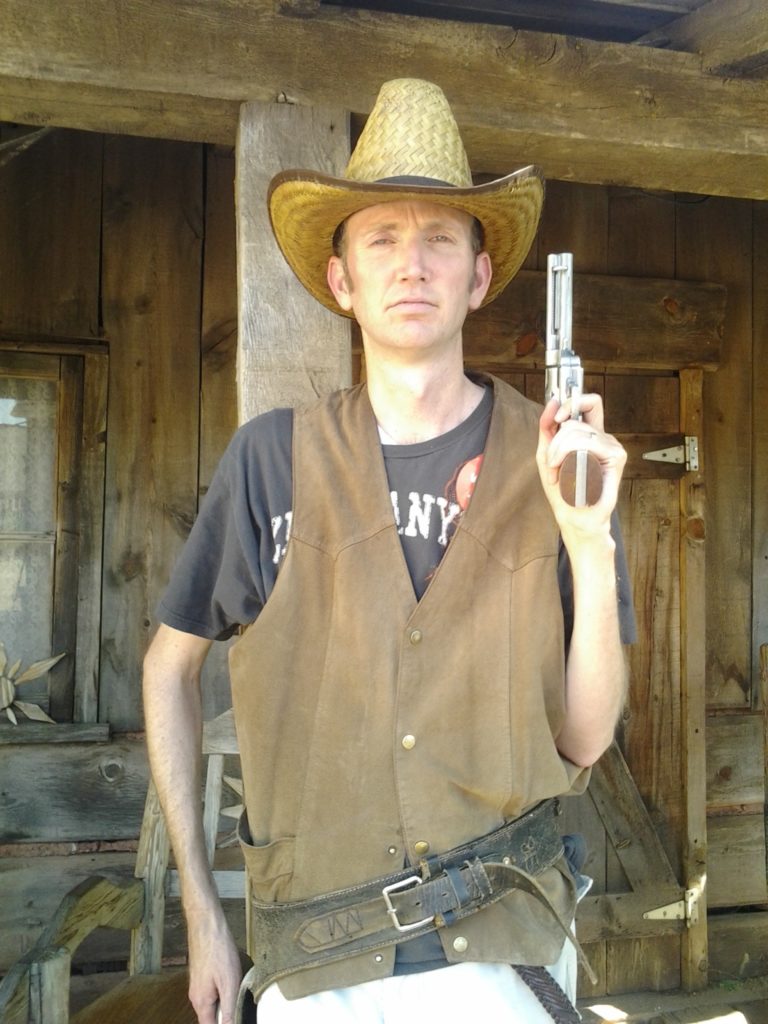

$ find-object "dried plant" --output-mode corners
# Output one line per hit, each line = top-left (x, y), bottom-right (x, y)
(0, 643), (65, 724)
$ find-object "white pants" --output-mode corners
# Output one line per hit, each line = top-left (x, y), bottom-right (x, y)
(257, 941), (577, 1023)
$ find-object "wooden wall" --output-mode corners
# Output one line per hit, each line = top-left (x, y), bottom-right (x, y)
(0, 126), (766, 987)
(0, 128), (237, 972)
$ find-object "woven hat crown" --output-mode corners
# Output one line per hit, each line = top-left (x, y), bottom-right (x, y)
(345, 79), (473, 187)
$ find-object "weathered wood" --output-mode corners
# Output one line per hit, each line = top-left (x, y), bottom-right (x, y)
(679, 367), (708, 990)
(589, 744), (679, 891)
(0, 127), (101, 337)
(199, 145), (238, 721)
(71, 971), (196, 1024)
(130, 781), (169, 975)
(0, 739), (148, 842)
(706, 715), (764, 813)
(29, 946), (70, 1024)
(74, 352), (107, 723)
(677, 198), (753, 709)
(0, 722), (109, 745)
(577, 889), (685, 944)
(464, 269), (724, 372)
(639, 0), (768, 76)
(2, 1), (768, 198)
(708, 815), (768, 908)
(49, 355), (83, 721)
(708, 911), (768, 981)
(236, 100), (351, 423)
(100, 137), (203, 730)
(755, 204), (768, 689)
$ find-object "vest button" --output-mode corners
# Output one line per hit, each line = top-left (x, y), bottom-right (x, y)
(401, 734), (416, 750)
(388, 846), (398, 856)
(409, 629), (423, 645)
(453, 936), (469, 953)
(414, 840), (430, 855)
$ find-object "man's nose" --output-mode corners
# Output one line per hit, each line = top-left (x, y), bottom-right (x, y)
(397, 238), (429, 278)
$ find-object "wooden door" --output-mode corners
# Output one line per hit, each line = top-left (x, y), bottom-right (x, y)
(459, 177), (724, 993)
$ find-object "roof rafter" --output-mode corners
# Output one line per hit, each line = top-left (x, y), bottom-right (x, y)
(0, 0), (766, 198)
(638, 0), (768, 76)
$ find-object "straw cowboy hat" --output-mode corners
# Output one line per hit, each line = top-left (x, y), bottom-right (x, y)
(268, 78), (545, 318)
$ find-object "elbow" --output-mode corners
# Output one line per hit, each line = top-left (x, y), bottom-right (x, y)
(556, 729), (616, 769)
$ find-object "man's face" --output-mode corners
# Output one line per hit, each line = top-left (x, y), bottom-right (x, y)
(326, 200), (492, 361)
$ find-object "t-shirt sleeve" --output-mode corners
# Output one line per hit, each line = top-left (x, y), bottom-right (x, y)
(558, 509), (638, 649)
(156, 409), (293, 641)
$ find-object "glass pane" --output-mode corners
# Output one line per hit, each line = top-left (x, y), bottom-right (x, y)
(0, 539), (55, 709)
(0, 376), (58, 533)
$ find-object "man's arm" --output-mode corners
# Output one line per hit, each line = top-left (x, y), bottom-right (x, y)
(537, 395), (629, 767)
(142, 623), (242, 1024)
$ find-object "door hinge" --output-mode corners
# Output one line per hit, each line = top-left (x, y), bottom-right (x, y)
(643, 888), (700, 927)
(642, 436), (699, 472)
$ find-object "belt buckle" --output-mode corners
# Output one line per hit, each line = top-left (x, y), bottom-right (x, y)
(382, 876), (435, 933)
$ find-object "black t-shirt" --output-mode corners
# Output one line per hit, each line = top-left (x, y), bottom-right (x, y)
(158, 386), (636, 645)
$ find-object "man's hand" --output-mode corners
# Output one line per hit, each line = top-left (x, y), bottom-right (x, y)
(536, 394), (626, 531)
(187, 910), (243, 1024)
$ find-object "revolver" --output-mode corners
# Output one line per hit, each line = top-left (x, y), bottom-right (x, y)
(544, 252), (601, 507)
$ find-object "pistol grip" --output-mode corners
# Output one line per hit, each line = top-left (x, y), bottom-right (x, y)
(559, 450), (602, 508)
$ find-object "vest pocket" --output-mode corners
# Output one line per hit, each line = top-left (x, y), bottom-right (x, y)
(238, 814), (295, 902)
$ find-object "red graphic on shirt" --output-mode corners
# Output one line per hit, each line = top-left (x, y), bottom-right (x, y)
(453, 454), (484, 511)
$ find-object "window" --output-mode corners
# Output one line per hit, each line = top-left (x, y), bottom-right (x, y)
(0, 350), (106, 725)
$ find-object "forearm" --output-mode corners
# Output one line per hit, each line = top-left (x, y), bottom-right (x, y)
(142, 628), (221, 919)
(556, 533), (627, 766)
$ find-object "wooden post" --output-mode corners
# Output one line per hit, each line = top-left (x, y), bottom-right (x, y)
(235, 99), (352, 424)
(679, 368), (708, 990)
(28, 946), (71, 1024)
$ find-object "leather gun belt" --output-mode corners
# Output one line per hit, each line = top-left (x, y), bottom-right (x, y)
(236, 798), (584, 1006)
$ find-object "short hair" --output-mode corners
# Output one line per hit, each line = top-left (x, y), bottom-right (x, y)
(332, 213), (485, 258)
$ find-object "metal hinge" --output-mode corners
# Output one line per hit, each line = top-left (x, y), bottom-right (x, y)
(643, 888), (700, 927)
(642, 436), (699, 472)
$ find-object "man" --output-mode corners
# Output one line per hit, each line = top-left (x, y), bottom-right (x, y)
(143, 78), (634, 1023)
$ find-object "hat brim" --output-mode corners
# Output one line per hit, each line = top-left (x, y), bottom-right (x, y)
(268, 165), (545, 318)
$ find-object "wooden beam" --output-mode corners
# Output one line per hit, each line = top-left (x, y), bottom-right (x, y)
(1, 0), (768, 198)
(463, 269), (725, 372)
(236, 99), (351, 423)
(639, 0), (768, 76)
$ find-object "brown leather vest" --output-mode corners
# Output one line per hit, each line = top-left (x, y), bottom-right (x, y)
(229, 376), (588, 998)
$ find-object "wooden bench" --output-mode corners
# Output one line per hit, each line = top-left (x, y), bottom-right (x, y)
(0, 709), (244, 1024)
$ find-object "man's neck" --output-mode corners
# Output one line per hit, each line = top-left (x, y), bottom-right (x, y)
(365, 358), (485, 445)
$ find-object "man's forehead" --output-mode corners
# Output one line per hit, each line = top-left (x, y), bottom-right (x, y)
(346, 200), (474, 233)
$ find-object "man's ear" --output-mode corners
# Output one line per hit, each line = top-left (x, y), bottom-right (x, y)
(327, 256), (353, 312)
(468, 251), (493, 312)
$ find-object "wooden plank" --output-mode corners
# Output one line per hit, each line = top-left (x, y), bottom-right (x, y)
(0, 739), (148, 843)
(676, 198), (753, 709)
(589, 744), (679, 890)
(755, 203), (768, 690)
(619, 477), (683, 876)
(2, 2), (768, 198)
(236, 100), (352, 423)
(49, 355), (83, 721)
(602, 178), (679, 998)
(73, 352), (107, 723)
(638, 0), (768, 76)
(708, 815), (768, 908)
(576, 889), (685, 944)
(0, 128), (101, 337)
(0, 723), (109, 745)
(679, 367), (708, 990)
(708, 911), (768, 981)
(100, 137), (203, 730)
(706, 715), (765, 813)
(199, 145), (238, 721)
(464, 270), (725, 372)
